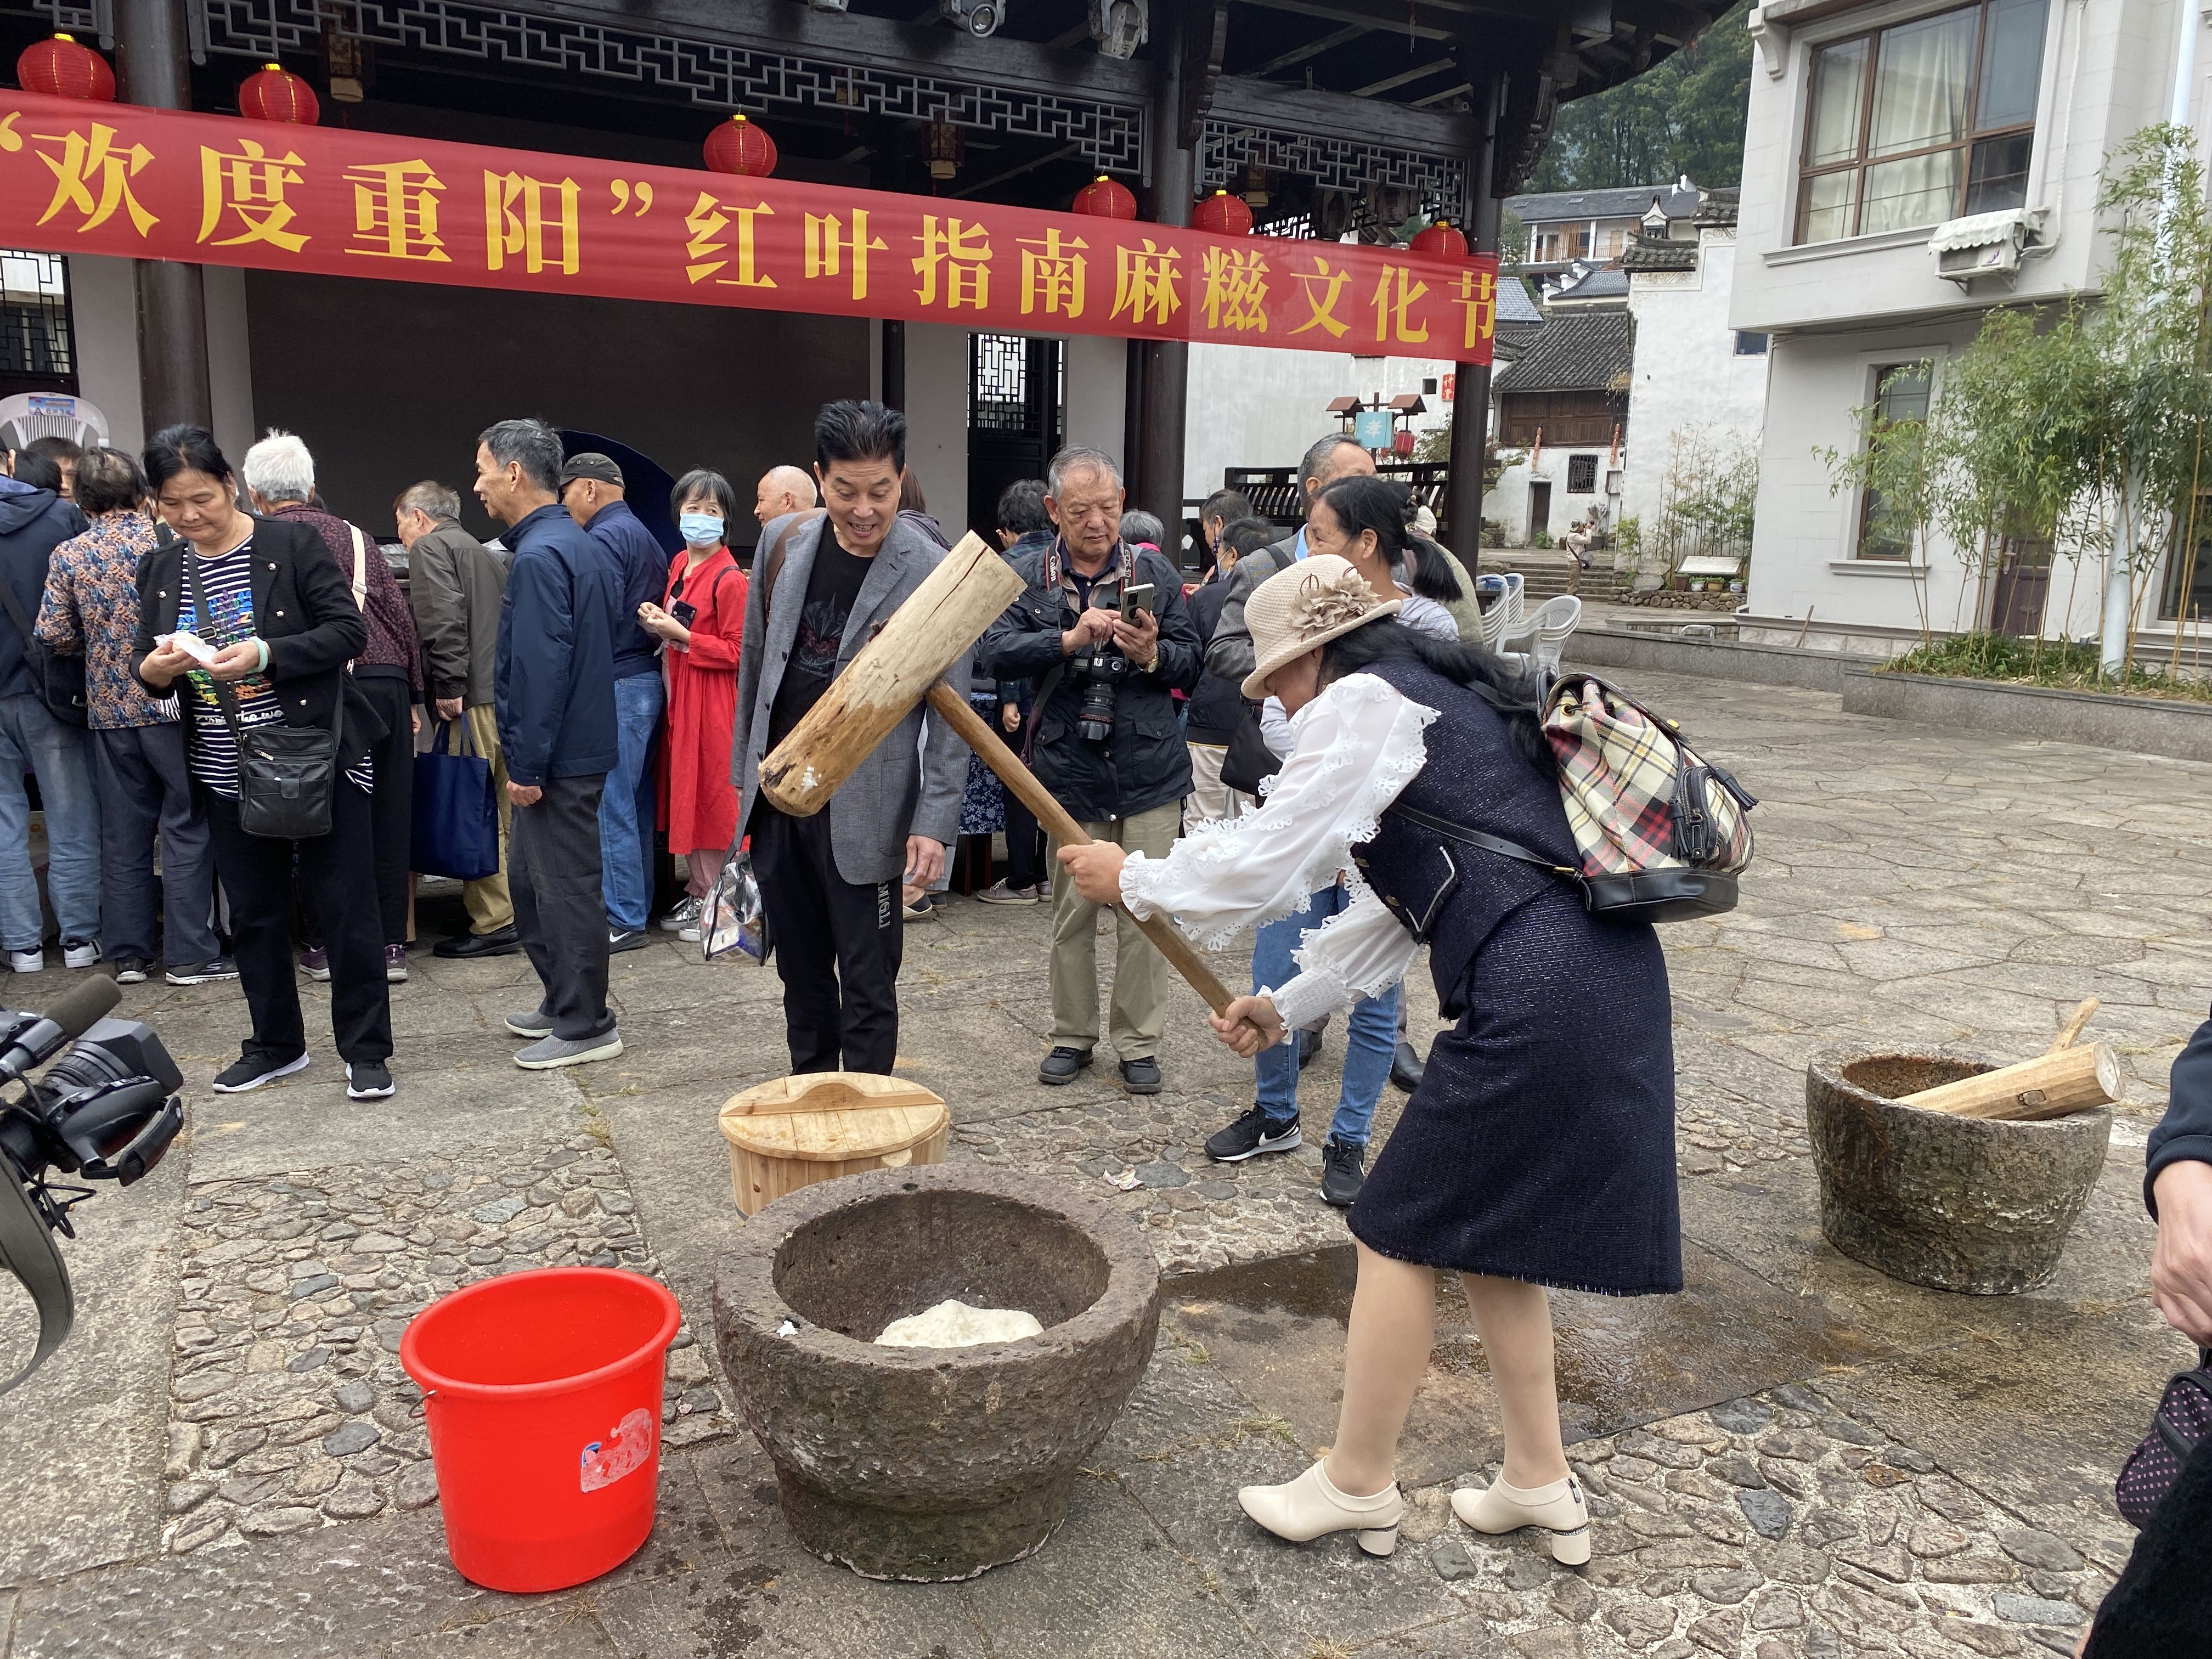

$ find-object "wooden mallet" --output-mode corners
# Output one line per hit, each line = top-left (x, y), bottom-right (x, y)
(756, 532), (1242, 1018)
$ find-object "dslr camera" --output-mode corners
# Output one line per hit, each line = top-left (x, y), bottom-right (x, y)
(1069, 581), (1156, 745)
(0, 978), (184, 1393)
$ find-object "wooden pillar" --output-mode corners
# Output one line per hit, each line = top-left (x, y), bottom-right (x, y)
(881, 319), (906, 413)
(1444, 75), (1500, 551)
(1121, 340), (1146, 506)
(117, 0), (212, 436)
(1135, 42), (1194, 550)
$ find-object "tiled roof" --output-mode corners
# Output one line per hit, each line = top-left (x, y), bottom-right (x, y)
(1498, 274), (1544, 324)
(1493, 310), (1635, 393)
(1548, 266), (1630, 300)
(1620, 235), (1697, 273)
(1505, 182), (1700, 225)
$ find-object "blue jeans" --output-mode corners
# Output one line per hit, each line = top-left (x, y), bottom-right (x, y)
(1253, 883), (1401, 1148)
(0, 693), (100, 950)
(599, 672), (664, 931)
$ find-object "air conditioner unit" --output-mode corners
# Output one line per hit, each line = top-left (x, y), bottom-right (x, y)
(1929, 208), (2037, 288)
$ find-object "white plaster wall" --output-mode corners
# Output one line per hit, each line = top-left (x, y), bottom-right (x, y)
(1622, 235), (1769, 534)
(1489, 452), (1614, 545)
(902, 320), (969, 538)
(1061, 332), (1126, 461)
(1183, 343), (1457, 500)
(64, 254), (143, 454)
(1733, 0), (2174, 336)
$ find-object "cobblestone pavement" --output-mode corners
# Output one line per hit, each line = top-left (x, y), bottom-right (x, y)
(0, 667), (2204, 1658)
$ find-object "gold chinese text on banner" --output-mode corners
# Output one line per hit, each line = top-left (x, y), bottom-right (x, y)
(0, 94), (1497, 363)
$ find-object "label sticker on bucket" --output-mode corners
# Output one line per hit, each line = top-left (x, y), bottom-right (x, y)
(579, 1408), (657, 1493)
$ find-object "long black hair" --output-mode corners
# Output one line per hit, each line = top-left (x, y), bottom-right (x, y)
(1319, 617), (1553, 771)
(1316, 475), (1463, 603)
(143, 425), (234, 494)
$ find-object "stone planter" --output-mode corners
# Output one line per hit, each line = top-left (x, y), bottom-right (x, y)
(1805, 1047), (2111, 1294)
(714, 1165), (1161, 1581)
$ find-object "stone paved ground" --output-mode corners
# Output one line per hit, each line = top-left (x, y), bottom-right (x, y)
(1, 665), (2205, 1658)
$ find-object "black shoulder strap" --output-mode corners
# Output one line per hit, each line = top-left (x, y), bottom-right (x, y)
(1386, 801), (1580, 878)
(183, 554), (253, 750)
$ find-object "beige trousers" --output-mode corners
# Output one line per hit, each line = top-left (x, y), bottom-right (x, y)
(460, 703), (514, 935)
(1183, 741), (1252, 825)
(1047, 800), (1182, 1060)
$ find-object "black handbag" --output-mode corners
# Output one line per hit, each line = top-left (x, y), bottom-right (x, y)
(0, 578), (88, 727)
(2117, 1348), (2212, 1526)
(1218, 702), (1282, 797)
(186, 553), (343, 840)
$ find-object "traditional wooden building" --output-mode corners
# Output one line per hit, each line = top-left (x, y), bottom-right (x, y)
(2, 0), (1723, 548)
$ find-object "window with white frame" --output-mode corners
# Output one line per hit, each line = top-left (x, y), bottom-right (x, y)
(1796, 0), (2048, 245)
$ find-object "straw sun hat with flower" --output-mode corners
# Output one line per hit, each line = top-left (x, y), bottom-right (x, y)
(1239, 554), (1403, 699)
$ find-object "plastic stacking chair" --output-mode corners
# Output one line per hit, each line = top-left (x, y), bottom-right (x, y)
(1501, 595), (1582, 673)
(1477, 580), (1515, 653)
(1500, 571), (1527, 631)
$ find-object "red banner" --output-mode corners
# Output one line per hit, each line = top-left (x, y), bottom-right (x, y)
(0, 92), (1496, 364)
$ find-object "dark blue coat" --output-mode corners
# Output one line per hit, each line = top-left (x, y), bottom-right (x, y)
(2150, 1011), (2212, 1215)
(494, 503), (620, 786)
(584, 499), (667, 681)
(0, 479), (87, 701)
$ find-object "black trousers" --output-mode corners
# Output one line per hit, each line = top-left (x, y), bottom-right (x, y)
(751, 803), (901, 1074)
(511, 772), (614, 1042)
(355, 673), (415, 945)
(206, 782), (392, 1066)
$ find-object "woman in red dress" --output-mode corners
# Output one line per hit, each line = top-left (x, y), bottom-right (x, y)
(638, 469), (747, 934)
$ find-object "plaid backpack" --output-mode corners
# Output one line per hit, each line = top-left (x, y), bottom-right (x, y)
(1390, 672), (1756, 927)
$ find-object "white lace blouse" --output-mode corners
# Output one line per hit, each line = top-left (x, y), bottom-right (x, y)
(1120, 672), (1437, 1031)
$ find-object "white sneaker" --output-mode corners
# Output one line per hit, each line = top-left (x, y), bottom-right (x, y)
(61, 939), (99, 970)
(8, 949), (43, 974)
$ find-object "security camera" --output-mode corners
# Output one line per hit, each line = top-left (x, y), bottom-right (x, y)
(940, 0), (1003, 35)
(1090, 0), (1146, 58)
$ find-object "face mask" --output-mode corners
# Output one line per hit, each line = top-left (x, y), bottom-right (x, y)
(679, 512), (724, 548)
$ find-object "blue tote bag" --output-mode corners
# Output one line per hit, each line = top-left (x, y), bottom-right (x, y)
(411, 718), (499, 882)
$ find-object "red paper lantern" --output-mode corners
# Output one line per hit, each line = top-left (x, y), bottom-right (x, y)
(1071, 175), (1138, 221)
(703, 114), (776, 178)
(1410, 219), (1470, 258)
(238, 63), (320, 125)
(16, 33), (115, 102)
(1392, 430), (1417, 458)
(1191, 189), (1254, 237)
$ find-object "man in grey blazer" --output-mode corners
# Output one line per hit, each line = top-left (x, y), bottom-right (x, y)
(732, 401), (967, 1074)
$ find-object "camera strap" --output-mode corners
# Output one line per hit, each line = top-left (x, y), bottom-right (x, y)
(0, 1159), (73, 1395)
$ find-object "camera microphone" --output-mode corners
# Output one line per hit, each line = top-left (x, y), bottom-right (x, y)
(0, 978), (121, 1086)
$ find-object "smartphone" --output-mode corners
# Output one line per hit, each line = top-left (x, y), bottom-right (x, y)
(1119, 583), (1155, 622)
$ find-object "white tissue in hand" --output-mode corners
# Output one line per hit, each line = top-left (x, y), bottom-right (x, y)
(874, 1299), (1043, 1348)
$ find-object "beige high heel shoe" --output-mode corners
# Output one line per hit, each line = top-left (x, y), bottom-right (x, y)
(1238, 1460), (1404, 1557)
(1450, 1472), (1592, 1565)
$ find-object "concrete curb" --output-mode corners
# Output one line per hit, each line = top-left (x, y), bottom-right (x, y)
(1838, 667), (2212, 761)
(1565, 628), (1857, 691)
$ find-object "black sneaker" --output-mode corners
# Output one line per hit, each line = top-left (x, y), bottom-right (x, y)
(1390, 1040), (1425, 1093)
(111, 958), (153, 986)
(1119, 1057), (1161, 1095)
(1320, 1138), (1368, 1207)
(609, 928), (651, 953)
(1205, 1105), (1302, 1163)
(211, 1051), (309, 1093)
(166, 956), (240, 986)
(1037, 1046), (1093, 1085)
(345, 1060), (396, 1100)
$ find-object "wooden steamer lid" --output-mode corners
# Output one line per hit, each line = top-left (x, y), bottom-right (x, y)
(718, 1072), (950, 1165)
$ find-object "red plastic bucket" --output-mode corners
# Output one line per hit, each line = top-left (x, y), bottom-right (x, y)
(400, 1266), (682, 1593)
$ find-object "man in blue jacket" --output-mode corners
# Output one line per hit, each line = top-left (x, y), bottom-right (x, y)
(476, 419), (623, 1069)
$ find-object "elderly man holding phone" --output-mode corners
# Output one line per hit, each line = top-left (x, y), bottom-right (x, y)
(979, 445), (1201, 1096)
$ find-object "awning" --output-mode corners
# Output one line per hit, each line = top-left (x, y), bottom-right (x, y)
(0, 91), (1497, 364)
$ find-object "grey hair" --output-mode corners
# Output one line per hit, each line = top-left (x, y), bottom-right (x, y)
(1299, 431), (1367, 492)
(240, 428), (315, 504)
(395, 481), (462, 521)
(1119, 509), (1165, 546)
(477, 418), (563, 493)
(1046, 444), (1122, 496)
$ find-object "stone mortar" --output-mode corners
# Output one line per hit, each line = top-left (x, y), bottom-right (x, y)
(714, 1164), (1160, 1581)
(1805, 1046), (2112, 1295)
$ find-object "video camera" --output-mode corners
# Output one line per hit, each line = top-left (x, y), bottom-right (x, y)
(0, 977), (184, 1394)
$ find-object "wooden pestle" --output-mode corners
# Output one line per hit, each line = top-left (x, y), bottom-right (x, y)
(1897, 1039), (2122, 1121)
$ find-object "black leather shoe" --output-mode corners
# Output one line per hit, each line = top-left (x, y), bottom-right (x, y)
(1038, 1046), (1094, 1085)
(1297, 1028), (1321, 1070)
(1390, 1040), (1425, 1093)
(1120, 1057), (1161, 1095)
(433, 925), (521, 960)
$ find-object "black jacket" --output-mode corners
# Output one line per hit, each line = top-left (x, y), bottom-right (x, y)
(134, 514), (381, 766)
(1184, 576), (1245, 743)
(0, 480), (88, 701)
(979, 541), (1201, 822)
(2149, 1009), (2212, 1215)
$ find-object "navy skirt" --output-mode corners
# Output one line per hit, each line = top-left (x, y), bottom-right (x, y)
(1348, 885), (1681, 1296)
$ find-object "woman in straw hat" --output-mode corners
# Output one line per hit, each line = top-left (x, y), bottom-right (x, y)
(1062, 554), (1677, 1565)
